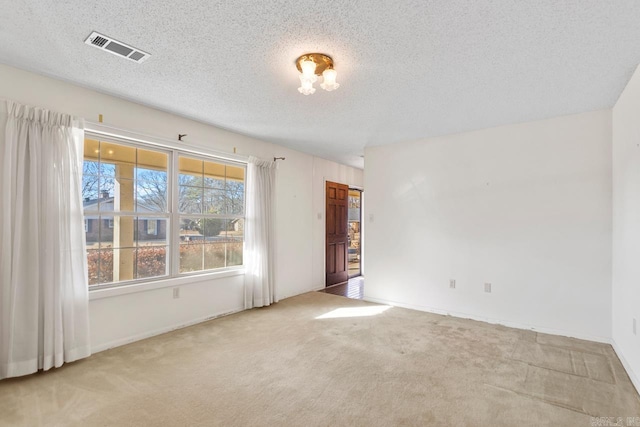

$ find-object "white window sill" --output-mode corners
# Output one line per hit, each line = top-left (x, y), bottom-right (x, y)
(89, 268), (245, 301)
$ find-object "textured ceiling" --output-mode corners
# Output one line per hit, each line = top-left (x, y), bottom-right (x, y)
(1, 1), (640, 168)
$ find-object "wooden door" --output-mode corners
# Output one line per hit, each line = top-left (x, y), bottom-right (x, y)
(326, 181), (349, 286)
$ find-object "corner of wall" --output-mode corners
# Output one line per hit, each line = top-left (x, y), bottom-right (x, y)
(612, 339), (640, 395)
(611, 61), (640, 398)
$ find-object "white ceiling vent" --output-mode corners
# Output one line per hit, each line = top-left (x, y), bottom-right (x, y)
(84, 31), (150, 63)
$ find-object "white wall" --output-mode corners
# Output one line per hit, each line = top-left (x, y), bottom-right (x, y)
(364, 110), (612, 341)
(0, 64), (363, 352)
(612, 64), (640, 391)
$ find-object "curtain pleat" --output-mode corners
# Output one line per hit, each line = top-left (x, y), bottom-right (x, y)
(244, 156), (277, 309)
(0, 101), (91, 380)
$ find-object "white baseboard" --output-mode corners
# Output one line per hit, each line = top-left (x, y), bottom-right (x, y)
(363, 295), (611, 344)
(90, 307), (245, 354)
(611, 339), (640, 396)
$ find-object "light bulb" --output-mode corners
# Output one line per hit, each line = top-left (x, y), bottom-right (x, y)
(321, 68), (340, 91)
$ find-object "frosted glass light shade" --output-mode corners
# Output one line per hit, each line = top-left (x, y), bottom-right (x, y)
(300, 59), (317, 79)
(298, 76), (316, 95)
(320, 68), (340, 91)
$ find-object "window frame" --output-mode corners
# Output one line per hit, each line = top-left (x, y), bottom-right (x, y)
(84, 131), (247, 291)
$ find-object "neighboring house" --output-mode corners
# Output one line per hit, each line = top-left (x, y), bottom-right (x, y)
(83, 191), (167, 244)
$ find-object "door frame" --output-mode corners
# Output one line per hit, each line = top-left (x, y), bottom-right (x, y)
(348, 187), (363, 278)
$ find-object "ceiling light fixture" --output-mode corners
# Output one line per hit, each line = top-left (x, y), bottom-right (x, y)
(296, 53), (340, 95)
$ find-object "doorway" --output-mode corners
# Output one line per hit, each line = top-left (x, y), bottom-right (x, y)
(348, 189), (362, 278)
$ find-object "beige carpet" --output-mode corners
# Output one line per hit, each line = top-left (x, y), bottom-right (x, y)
(1, 292), (639, 426)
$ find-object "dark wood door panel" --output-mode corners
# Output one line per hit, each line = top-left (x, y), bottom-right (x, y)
(335, 242), (346, 273)
(326, 243), (336, 274)
(327, 204), (336, 236)
(338, 205), (347, 235)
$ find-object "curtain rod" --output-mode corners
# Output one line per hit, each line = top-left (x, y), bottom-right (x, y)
(86, 121), (250, 164)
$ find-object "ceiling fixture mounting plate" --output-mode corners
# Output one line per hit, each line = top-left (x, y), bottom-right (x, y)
(295, 53), (333, 75)
(84, 31), (151, 63)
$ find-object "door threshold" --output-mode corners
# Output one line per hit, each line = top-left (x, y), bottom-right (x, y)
(324, 281), (348, 289)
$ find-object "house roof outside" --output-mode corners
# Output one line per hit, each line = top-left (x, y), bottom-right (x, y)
(83, 195), (161, 214)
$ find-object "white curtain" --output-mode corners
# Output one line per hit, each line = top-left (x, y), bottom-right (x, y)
(244, 156), (277, 309)
(0, 101), (91, 380)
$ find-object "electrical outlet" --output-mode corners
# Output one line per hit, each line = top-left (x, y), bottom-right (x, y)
(173, 288), (180, 299)
(484, 283), (492, 293)
(449, 279), (456, 289)
(634, 318), (637, 335)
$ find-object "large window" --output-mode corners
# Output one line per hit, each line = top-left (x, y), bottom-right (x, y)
(82, 137), (245, 288)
